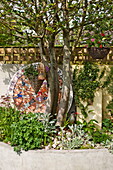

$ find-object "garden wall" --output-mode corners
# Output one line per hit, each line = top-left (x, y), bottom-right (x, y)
(0, 64), (112, 128)
(0, 47), (113, 63)
(0, 142), (113, 170)
(71, 65), (112, 128)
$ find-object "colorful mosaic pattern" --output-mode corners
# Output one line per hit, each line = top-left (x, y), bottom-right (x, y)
(13, 76), (48, 113)
(7, 63), (64, 113)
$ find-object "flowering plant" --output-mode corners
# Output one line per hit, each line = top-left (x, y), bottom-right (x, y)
(86, 33), (111, 48)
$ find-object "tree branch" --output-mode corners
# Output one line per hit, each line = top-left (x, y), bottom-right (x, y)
(73, 0), (88, 49)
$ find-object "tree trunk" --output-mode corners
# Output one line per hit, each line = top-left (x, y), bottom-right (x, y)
(48, 43), (59, 117)
(56, 30), (71, 126)
(39, 38), (59, 116)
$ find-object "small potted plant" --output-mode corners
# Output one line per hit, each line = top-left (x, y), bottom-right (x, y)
(24, 64), (42, 93)
(24, 63), (46, 93)
(86, 33), (110, 59)
(24, 64), (39, 80)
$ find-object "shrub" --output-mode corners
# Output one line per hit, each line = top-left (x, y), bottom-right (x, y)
(73, 62), (100, 103)
(0, 107), (20, 142)
(91, 131), (111, 144)
(0, 106), (56, 152)
(78, 119), (98, 134)
(10, 112), (55, 152)
(102, 118), (113, 129)
(102, 118), (113, 133)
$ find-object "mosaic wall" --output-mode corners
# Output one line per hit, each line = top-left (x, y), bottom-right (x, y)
(7, 63), (66, 113)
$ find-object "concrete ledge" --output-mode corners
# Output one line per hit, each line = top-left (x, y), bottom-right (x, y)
(0, 142), (113, 170)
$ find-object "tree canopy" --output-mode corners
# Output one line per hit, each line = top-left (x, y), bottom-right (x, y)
(0, 0), (113, 47)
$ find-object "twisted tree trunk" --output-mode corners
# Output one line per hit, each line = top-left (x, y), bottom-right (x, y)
(56, 30), (71, 126)
(48, 43), (59, 116)
(39, 38), (59, 116)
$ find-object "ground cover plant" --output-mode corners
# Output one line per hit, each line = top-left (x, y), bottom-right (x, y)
(0, 107), (20, 142)
(10, 112), (56, 152)
(0, 62), (113, 153)
(0, 107), (56, 152)
(0, 105), (113, 154)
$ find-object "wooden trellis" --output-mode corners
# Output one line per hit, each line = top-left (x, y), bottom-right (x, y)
(0, 47), (113, 64)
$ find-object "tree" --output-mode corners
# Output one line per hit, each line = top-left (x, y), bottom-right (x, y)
(0, 24), (14, 45)
(0, 0), (113, 126)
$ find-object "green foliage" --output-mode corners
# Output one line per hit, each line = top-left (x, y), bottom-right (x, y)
(103, 66), (113, 116)
(1, 0), (113, 126)
(82, 0), (113, 47)
(73, 62), (100, 103)
(102, 139), (113, 154)
(106, 100), (113, 116)
(63, 137), (83, 150)
(24, 64), (38, 79)
(10, 112), (55, 152)
(51, 124), (95, 150)
(77, 119), (98, 134)
(0, 105), (112, 152)
(77, 119), (112, 145)
(0, 24), (15, 46)
(1, 0), (113, 47)
(73, 61), (103, 118)
(91, 131), (111, 144)
(11, 113), (45, 151)
(0, 107), (20, 142)
(0, 23), (30, 46)
(0, 105), (56, 152)
(102, 119), (113, 133)
(36, 112), (57, 145)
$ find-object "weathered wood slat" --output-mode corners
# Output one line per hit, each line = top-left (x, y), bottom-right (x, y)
(0, 47), (113, 63)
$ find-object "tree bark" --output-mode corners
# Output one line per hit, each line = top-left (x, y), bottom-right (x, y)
(48, 43), (59, 116)
(39, 38), (59, 116)
(56, 30), (71, 126)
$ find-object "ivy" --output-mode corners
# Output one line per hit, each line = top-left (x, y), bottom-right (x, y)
(73, 61), (104, 118)
(103, 66), (113, 116)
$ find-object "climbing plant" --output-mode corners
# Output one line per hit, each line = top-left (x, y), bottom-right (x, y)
(103, 66), (113, 117)
(73, 61), (105, 118)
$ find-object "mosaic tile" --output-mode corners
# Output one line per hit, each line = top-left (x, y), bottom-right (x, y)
(6, 63), (73, 114)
